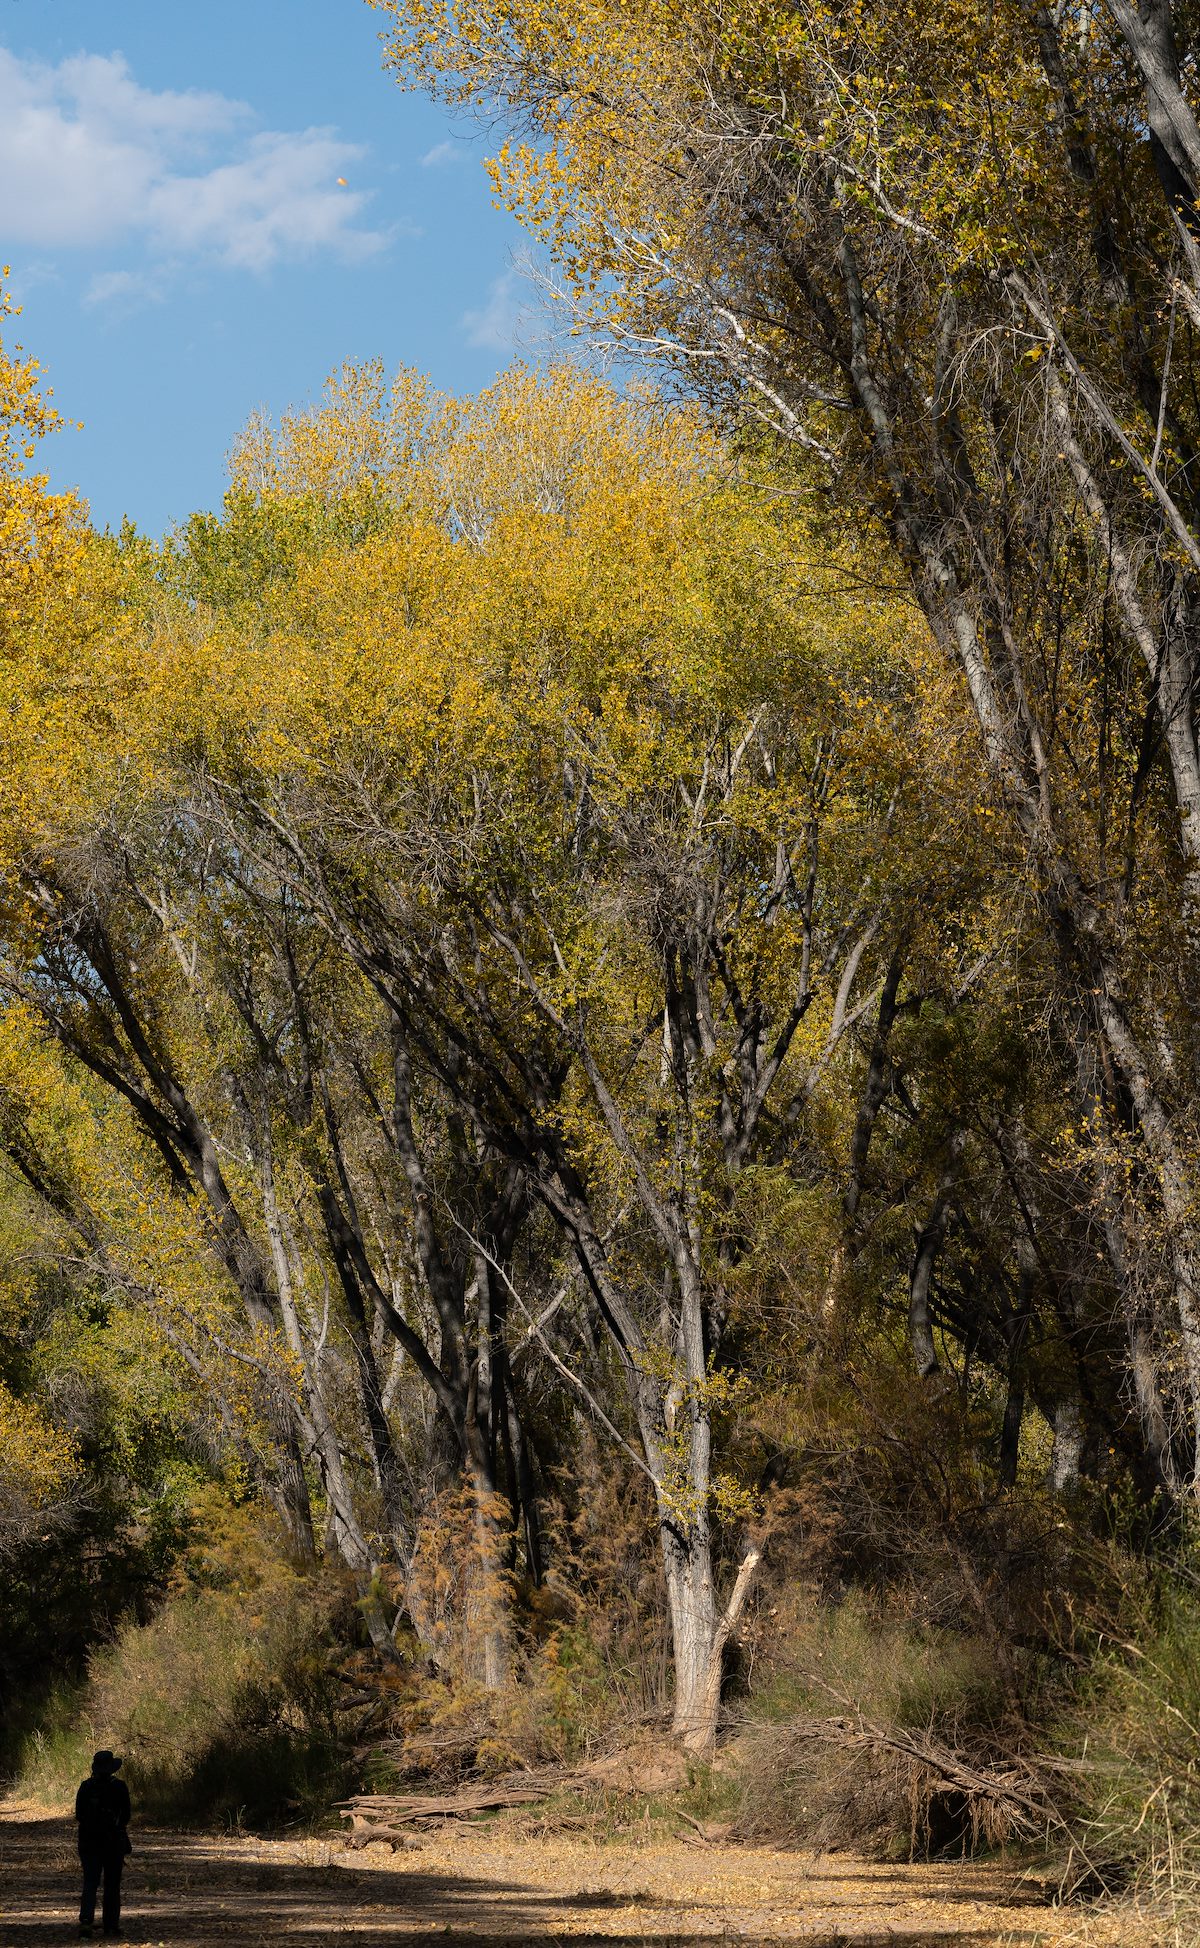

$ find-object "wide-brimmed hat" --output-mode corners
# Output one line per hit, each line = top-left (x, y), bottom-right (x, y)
(90, 1751), (122, 1775)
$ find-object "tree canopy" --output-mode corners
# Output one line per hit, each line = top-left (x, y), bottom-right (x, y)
(9, 10), (1200, 1872)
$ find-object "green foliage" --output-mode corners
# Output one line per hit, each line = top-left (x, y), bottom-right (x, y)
(18, 1496), (355, 1828)
(0, 1169), (213, 1772)
(751, 1593), (1010, 1736)
(736, 1596), (1026, 1856)
(170, 483), (394, 613)
(1063, 1584), (1200, 1894)
(8, 1680), (94, 1806)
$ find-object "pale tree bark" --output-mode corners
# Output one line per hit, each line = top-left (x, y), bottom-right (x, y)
(260, 1144), (404, 1658)
(1103, 1), (1200, 215)
(826, 254), (1200, 1476)
(449, 737), (876, 1744)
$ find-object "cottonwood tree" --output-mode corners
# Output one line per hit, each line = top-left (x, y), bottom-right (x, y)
(169, 824), (551, 1686)
(199, 363), (944, 1743)
(0, 498), (567, 1676)
(377, 0), (1200, 1488)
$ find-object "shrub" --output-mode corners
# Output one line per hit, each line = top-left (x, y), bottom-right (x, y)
(735, 1593), (1031, 1855)
(17, 1681), (96, 1807)
(1063, 1587), (1200, 1907)
(365, 1620), (643, 1793)
(19, 1494), (355, 1827)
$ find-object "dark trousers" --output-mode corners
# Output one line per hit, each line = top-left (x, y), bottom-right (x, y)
(79, 1846), (123, 1933)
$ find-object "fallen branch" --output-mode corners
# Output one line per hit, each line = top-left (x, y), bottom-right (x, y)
(339, 1781), (554, 1843)
(672, 1807), (712, 1843)
(787, 1713), (1070, 1843)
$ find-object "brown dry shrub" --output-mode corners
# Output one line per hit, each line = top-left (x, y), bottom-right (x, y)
(403, 1483), (518, 1687)
(538, 1433), (672, 1720)
(366, 1441), (669, 1788)
(742, 1735), (965, 1856)
(733, 1592), (1038, 1856)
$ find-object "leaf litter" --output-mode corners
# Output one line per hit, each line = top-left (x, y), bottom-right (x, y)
(0, 1798), (1144, 1944)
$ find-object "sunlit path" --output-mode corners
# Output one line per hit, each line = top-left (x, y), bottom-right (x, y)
(0, 1802), (1114, 1946)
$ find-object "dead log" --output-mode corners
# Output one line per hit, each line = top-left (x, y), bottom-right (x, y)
(338, 1781), (553, 1843)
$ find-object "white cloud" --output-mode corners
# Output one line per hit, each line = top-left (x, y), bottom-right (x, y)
(463, 269), (533, 351)
(84, 268), (165, 311)
(146, 132), (384, 269)
(0, 47), (386, 268)
(419, 139), (465, 168)
(4, 260), (62, 301)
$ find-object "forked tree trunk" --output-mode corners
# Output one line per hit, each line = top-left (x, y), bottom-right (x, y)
(663, 1531), (716, 1747)
(661, 1518), (762, 1752)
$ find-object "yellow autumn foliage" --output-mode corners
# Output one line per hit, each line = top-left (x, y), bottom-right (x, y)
(371, 0), (1075, 325)
(0, 1378), (78, 1540)
(0, 272), (84, 648)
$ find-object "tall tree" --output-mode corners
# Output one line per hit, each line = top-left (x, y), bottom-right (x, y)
(196, 364), (948, 1741)
(376, 0), (1200, 1487)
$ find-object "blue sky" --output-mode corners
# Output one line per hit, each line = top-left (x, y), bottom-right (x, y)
(1, 0), (541, 533)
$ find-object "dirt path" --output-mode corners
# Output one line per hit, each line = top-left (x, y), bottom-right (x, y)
(0, 1802), (1126, 1945)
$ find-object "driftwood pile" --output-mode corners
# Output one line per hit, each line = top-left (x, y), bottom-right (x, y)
(339, 1777), (562, 1847)
(340, 1734), (699, 1848)
(341, 1719), (1087, 1868)
(796, 1714), (1072, 1844)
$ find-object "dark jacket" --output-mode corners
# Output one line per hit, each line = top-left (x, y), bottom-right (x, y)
(75, 1774), (132, 1855)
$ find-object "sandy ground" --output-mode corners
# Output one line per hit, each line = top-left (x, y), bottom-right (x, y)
(0, 1801), (1133, 1946)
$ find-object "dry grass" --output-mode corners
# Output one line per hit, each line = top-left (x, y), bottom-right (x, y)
(734, 1593), (1038, 1855)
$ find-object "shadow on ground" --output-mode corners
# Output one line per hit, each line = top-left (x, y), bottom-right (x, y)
(0, 1807), (1059, 1946)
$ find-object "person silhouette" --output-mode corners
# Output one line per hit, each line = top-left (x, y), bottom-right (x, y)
(74, 1750), (131, 1939)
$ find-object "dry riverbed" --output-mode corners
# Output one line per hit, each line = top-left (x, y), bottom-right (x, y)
(0, 1800), (1140, 1945)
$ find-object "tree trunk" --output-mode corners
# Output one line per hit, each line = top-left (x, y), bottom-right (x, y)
(663, 1523), (761, 1752)
(261, 1155), (403, 1655)
(663, 1528), (717, 1748)
(908, 1130), (965, 1379)
(1051, 1392), (1085, 1492)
